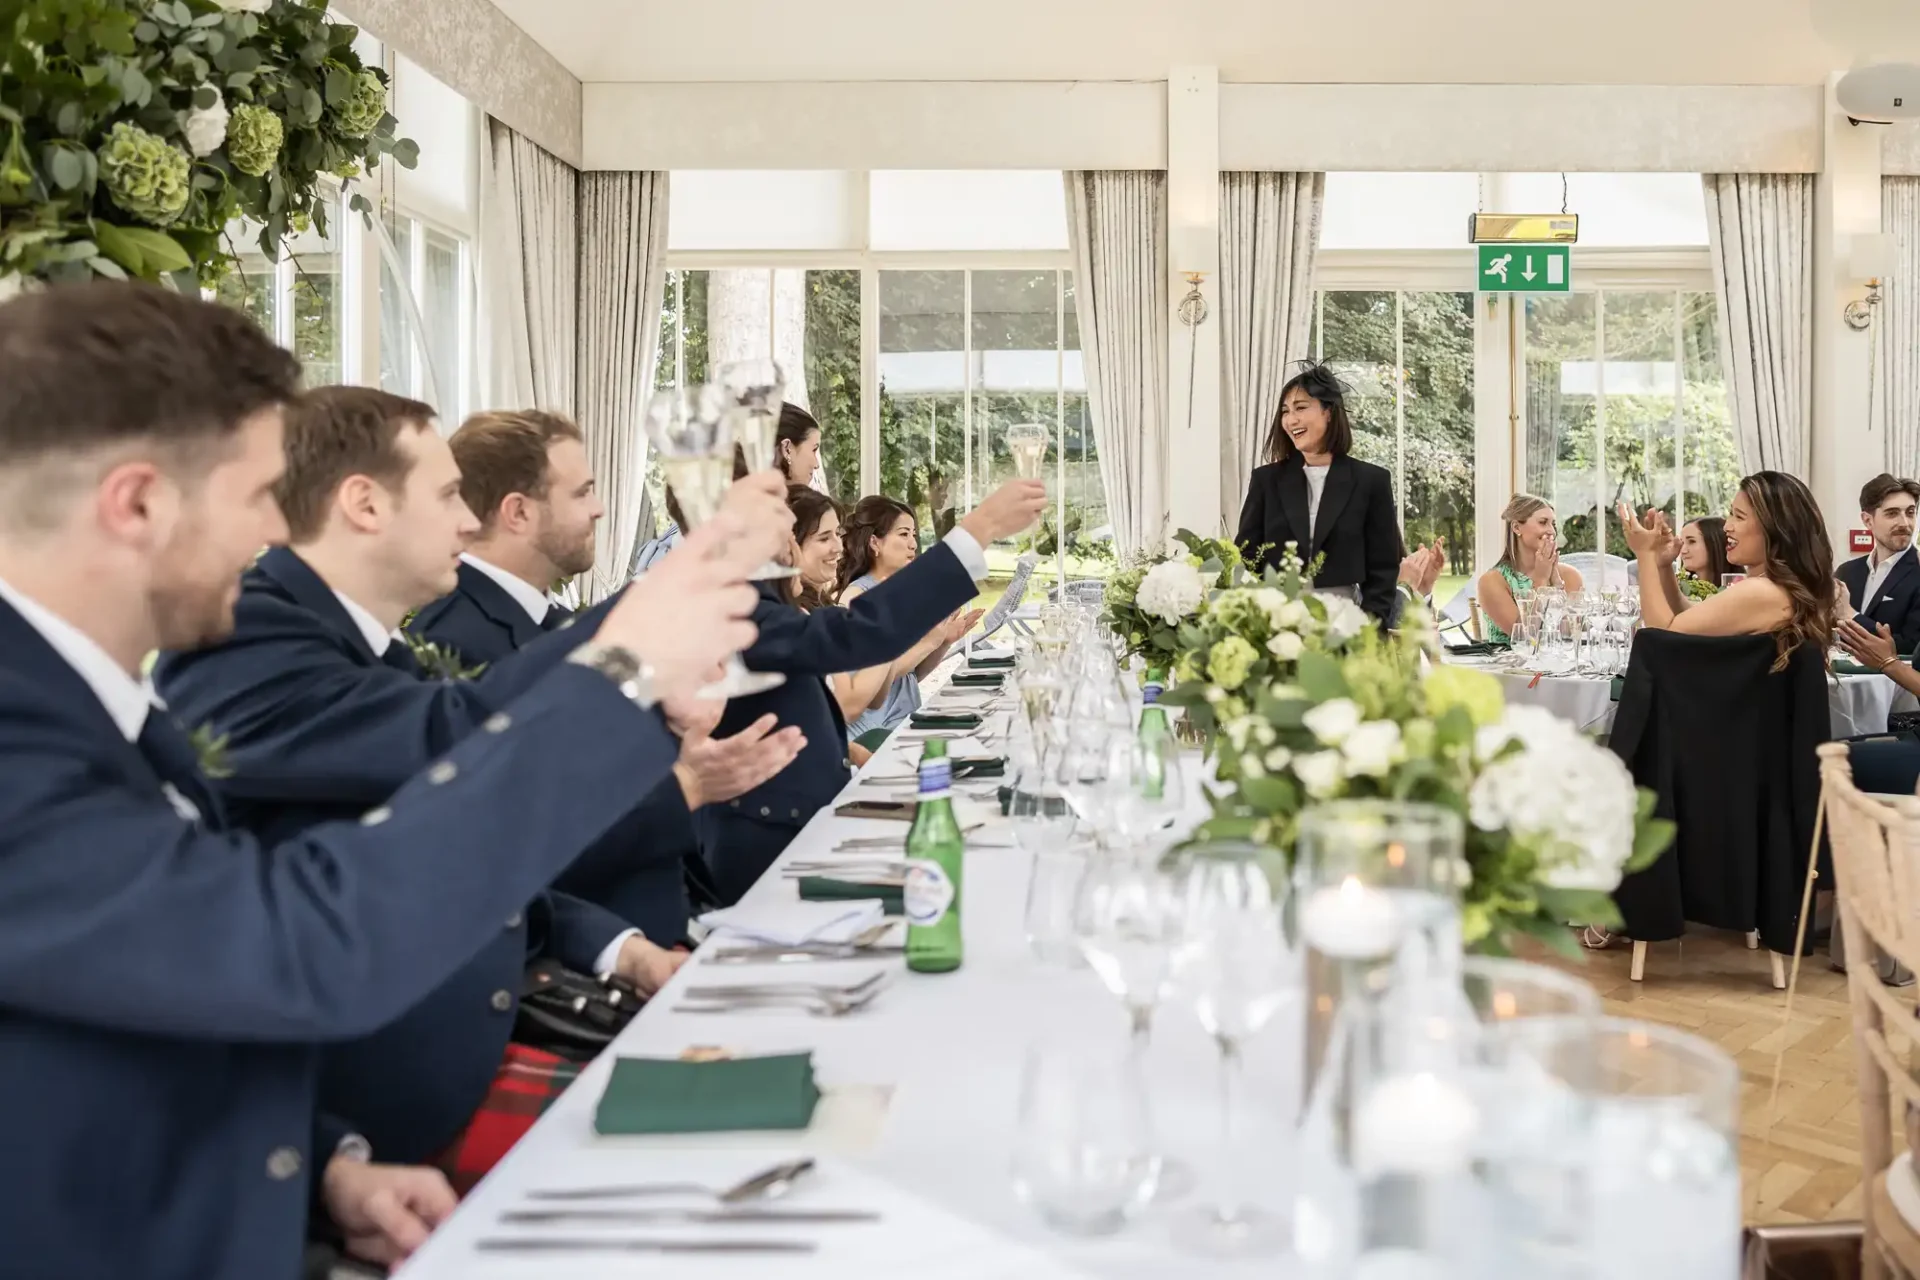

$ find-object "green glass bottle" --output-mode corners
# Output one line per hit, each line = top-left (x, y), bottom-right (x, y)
(904, 738), (964, 974)
(1137, 666), (1170, 800)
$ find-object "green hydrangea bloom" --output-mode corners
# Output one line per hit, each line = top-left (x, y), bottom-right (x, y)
(1207, 636), (1259, 692)
(226, 104), (284, 177)
(1423, 663), (1506, 729)
(334, 69), (387, 138)
(98, 122), (190, 226)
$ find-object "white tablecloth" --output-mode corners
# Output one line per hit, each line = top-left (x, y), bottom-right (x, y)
(395, 661), (1311, 1280)
(1463, 664), (1909, 740)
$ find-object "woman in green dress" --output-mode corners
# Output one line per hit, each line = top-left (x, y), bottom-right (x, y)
(1477, 493), (1583, 644)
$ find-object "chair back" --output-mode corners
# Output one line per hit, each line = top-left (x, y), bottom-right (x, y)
(1558, 551), (1633, 590)
(1819, 742), (1920, 1275)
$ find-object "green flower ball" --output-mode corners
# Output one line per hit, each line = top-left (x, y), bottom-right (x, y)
(334, 69), (387, 138)
(226, 104), (284, 177)
(98, 122), (190, 227)
(1207, 636), (1259, 692)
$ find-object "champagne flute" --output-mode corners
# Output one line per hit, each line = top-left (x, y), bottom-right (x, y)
(1007, 422), (1050, 481)
(715, 359), (801, 583)
(644, 386), (785, 699)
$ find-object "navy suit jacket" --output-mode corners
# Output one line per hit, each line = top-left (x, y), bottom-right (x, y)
(0, 593), (676, 1280)
(702, 542), (978, 903)
(1839, 546), (1920, 655)
(410, 562), (699, 941)
(155, 549), (635, 1165)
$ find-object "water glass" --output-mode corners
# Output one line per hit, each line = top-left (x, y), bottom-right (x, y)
(1015, 773), (1086, 966)
(1011, 1038), (1160, 1235)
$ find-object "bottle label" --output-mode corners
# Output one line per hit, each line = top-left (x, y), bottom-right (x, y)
(1142, 681), (1164, 705)
(917, 759), (952, 799)
(903, 859), (956, 926)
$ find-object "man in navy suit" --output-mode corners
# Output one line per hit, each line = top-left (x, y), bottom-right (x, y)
(1837, 474), (1920, 655)
(410, 410), (775, 939)
(0, 282), (784, 1279)
(157, 388), (804, 1194)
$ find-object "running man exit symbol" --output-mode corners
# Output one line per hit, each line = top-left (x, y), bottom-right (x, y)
(1476, 243), (1571, 293)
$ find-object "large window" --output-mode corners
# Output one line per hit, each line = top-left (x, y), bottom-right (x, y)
(210, 190), (351, 389)
(379, 214), (475, 423)
(1524, 291), (1734, 560)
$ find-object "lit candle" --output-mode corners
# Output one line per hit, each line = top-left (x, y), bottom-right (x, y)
(1352, 1072), (1480, 1177)
(1300, 876), (1399, 958)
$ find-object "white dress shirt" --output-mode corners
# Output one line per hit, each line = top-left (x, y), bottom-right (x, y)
(332, 582), (638, 972)
(0, 573), (156, 741)
(1304, 464), (1331, 538)
(940, 526), (990, 581)
(461, 553), (551, 625)
(1862, 544), (1913, 613)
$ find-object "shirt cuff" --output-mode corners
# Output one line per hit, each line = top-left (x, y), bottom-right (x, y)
(941, 527), (989, 582)
(593, 928), (642, 978)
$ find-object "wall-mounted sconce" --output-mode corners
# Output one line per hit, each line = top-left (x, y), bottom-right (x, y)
(1171, 223), (1213, 431)
(1844, 232), (1893, 332)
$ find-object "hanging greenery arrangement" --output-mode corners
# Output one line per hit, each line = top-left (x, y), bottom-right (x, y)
(0, 0), (416, 287)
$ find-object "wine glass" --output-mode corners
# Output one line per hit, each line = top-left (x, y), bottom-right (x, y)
(1007, 421), (1050, 481)
(643, 386), (785, 699)
(714, 358), (799, 583)
(1108, 732), (1188, 853)
(1162, 840), (1301, 1256)
(1011, 1036), (1160, 1234)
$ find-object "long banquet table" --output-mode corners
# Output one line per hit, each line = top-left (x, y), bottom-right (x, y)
(395, 660), (1310, 1280)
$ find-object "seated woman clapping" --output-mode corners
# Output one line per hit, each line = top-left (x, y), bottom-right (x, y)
(1478, 494), (1583, 644)
(1618, 471), (1835, 668)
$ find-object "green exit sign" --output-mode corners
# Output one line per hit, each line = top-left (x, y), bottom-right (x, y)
(1477, 243), (1570, 293)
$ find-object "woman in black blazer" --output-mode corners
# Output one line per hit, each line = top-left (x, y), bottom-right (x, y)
(1235, 362), (1404, 620)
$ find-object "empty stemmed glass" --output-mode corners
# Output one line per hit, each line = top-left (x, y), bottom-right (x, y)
(644, 386), (785, 698)
(715, 358), (799, 583)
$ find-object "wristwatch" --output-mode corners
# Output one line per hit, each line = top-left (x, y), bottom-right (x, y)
(569, 642), (660, 709)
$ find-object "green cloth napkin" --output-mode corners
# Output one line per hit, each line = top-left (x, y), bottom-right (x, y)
(1445, 641), (1507, 657)
(1834, 659), (1879, 676)
(968, 655), (1015, 669)
(798, 875), (904, 915)
(950, 671), (1005, 687)
(998, 785), (1072, 818)
(952, 756), (1005, 779)
(909, 710), (983, 729)
(595, 1052), (820, 1135)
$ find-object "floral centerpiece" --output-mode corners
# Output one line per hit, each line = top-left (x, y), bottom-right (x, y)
(1162, 589), (1673, 955)
(1103, 528), (1256, 672)
(1, 0), (415, 288)
(1678, 571), (1719, 602)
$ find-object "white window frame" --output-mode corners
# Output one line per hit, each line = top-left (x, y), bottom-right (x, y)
(378, 207), (477, 423)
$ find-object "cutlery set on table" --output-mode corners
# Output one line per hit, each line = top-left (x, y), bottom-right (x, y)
(478, 1159), (883, 1257)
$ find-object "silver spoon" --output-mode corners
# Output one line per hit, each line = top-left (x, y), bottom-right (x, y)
(524, 1158), (816, 1204)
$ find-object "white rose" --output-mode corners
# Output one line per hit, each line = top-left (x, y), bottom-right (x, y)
(1223, 715), (1259, 752)
(1277, 599), (1311, 630)
(1303, 697), (1362, 746)
(1323, 597), (1371, 644)
(1292, 750), (1346, 798)
(1136, 559), (1207, 626)
(1263, 746), (1293, 772)
(181, 98), (230, 158)
(1266, 630), (1306, 661)
(214, 0), (273, 11)
(1340, 720), (1405, 778)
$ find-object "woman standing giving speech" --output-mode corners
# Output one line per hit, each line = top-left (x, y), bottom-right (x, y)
(1235, 362), (1403, 620)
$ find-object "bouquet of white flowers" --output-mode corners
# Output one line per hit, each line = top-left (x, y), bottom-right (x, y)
(1103, 528), (1251, 670)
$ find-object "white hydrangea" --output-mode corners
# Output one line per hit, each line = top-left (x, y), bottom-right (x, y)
(1267, 630), (1305, 661)
(1292, 750), (1346, 798)
(1276, 599), (1312, 630)
(1136, 559), (1207, 626)
(1302, 697), (1362, 746)
(1468, 704), (1640, 891)
(1323, 596), (1372, 644)
(182, 98), (230, 158)
(1341, 720), (1405, 778)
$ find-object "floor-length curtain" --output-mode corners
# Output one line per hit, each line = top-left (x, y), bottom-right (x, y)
(1880, 178), (1920, 474)
(577, 171), (669, 605)
(1219, 171), (1323, 525)
(1065, 171), (1167, 558)
(480, 118), (577, 414)
(1702, 173), (1813, 477)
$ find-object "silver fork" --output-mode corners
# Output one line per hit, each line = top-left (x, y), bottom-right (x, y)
(673, 989), (880, 1017)
(686, 972), (888, 1000)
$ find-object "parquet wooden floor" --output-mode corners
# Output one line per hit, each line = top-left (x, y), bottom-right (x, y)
(1531, 925), (1893, 1227)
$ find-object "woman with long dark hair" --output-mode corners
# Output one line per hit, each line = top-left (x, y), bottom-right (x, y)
(784, 485), (842, 613)
(1678, 516), (1732, 590)
(1620, 472), (1836, 668)
(1235, 361), (1403, 619)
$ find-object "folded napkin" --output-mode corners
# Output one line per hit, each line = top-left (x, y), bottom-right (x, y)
(1445, 640), (1507, 657)
(997, 785), (1072, 818)
(950, 671), (1006, 688)
(909, 710), (983, 730)
(595, 1052), (820, 1136)
(951, 756), (1005, 780)
(967, 655), (1015, 670)
(1833, 658), (1880, 677)
(697, 899), (886, 947)
(798, 875), (904, 915)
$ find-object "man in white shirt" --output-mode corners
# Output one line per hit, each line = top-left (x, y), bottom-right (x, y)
(1837, 473), (1920, 655)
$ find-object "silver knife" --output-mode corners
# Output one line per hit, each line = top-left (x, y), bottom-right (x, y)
(478, 1237), (818, 1254)
(499, 1207), (882, 1225)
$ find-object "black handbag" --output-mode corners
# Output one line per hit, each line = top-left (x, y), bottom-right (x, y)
(513, 960), (643, 1062)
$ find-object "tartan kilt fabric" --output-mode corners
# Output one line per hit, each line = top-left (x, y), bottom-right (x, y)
(432, 1042), (582, 1195)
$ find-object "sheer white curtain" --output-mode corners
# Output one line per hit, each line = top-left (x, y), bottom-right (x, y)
(1702, 173), (1813, 477)
(1065, 171), (1167, 558)
(1880, 178), (1920, 474)
(480, 118), (577, 414)
(576, 171), (669, 604)
(1219, 171), (1323, 525)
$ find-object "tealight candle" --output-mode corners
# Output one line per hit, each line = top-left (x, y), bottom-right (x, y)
(1352, 1071), (1480, 1177)
(1300, 876), (1399, 959)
